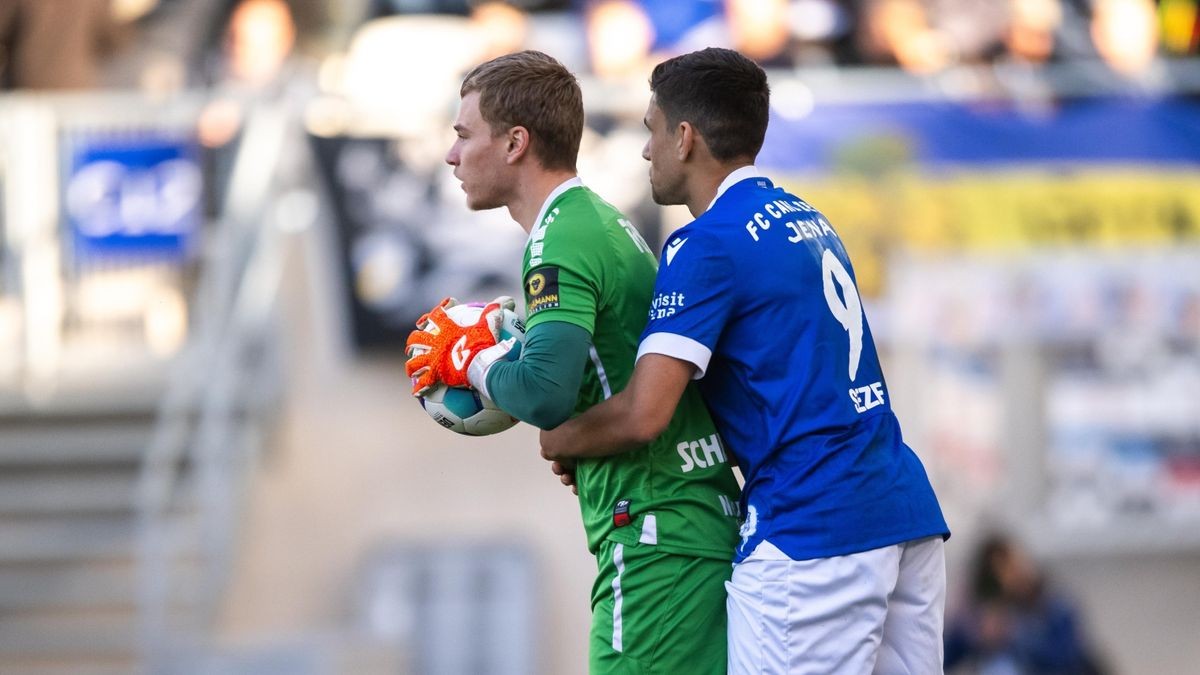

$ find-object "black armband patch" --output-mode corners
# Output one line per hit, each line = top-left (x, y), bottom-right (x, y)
(524, 266), (560, 316)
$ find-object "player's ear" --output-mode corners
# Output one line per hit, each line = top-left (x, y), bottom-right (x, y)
(505, 126), (530, 164)
(677, 121), (694, 162)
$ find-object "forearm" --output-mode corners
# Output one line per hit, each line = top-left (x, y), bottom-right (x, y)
(539, 390), (649, 459)
(485, 320), (588, 429)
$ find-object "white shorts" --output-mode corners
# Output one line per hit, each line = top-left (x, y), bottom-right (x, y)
(726, 536), (946, 675)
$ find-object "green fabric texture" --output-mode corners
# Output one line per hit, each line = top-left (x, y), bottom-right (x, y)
(518, 185), (741, 561)
(486, 320), (590, 429)
(589, 540), (731, 675)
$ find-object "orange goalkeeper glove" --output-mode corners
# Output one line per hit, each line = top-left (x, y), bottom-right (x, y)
(404, 297), (511, 396)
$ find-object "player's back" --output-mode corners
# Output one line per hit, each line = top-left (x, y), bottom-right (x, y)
(522, 185), (740, 560)
(652, 175), (947, 562)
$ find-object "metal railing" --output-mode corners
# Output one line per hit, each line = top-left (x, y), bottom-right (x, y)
(0, 88), (292, 668)
(136, 97), (292, 665)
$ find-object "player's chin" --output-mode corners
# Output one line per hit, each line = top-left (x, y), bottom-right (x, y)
(466, 191), (504, 211)
(649, 185), (678, 207)
(648, 175), (677, 206)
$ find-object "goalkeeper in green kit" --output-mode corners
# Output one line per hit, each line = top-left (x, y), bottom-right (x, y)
(403, 50), (740, 674)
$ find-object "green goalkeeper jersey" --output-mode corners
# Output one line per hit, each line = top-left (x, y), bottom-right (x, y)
(523, 183), (740, 560)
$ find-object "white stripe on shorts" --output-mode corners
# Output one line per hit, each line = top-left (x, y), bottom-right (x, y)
(612, 543), (625, 652)
(639, 514), (658, 545)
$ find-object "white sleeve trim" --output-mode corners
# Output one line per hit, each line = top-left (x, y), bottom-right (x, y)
(636, 332), (712, 380)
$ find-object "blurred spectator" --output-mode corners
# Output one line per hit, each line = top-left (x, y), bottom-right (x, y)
(193, 0), (299, 152)
(858, 0), (953, 72)
(784, 0), (858, 67)
(727, 0), (791, 62)
(365, 0), (569, 19)
(945, 533), (1109, 675)
(857, 0), (1009, 72)
(100, 0), (327, 93)
(586, 0), (747, 78)
(585, 0), (655, 78)
(0, 0), (145, 90)
(1090, 0), (1159, 76)
(333, 0), (1197, 76)
(1003, 0), (1063, 65)
(224, 0), (298, 86)
(470, 1), (530, 61)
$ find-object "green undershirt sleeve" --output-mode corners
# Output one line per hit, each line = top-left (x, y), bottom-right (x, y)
(485, 319), (591, 430)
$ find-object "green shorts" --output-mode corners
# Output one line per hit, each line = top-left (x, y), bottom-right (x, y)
(589, 540), (731, 675)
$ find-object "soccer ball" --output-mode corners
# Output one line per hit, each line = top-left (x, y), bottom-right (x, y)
(413, 303), (525, 436)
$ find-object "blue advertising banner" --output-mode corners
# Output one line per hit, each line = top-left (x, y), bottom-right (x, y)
(754, 96), (1200, 295)
(760, 97), (1200, 170)
(65, 135), (202, 259)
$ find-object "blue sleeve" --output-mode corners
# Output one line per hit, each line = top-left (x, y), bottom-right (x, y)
(637, 229), (735, 377)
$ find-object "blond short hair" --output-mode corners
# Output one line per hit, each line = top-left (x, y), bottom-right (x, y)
(461, 50), (583, 172)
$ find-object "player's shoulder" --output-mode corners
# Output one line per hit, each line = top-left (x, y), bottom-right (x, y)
(540, 187), (625, 241)
(689, 181), (823, 237)
(554, 186), (624, 222)
(689, 181), (764, 233)
(528, 187), (633, 270)
(710, 179), (811, 217)
(658, 220), (731, 271)
(674, 206), (740, 250)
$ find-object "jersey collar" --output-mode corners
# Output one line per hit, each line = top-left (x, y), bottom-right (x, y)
(705, 165), (764, 213)
(531, 176), (584, 236)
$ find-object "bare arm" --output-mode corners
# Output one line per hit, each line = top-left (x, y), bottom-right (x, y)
(539, 353), (697, 461)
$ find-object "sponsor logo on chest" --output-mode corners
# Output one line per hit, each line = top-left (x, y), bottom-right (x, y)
(677, 433), (728, 473)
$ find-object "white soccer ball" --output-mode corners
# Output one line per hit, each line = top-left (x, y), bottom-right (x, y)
(413, 302), (525, 436)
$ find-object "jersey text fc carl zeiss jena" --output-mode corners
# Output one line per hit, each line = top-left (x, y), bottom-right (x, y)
(638, 173), (949, 563)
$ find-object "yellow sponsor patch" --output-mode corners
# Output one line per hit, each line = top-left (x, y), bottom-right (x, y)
(524, 266), (560, 315)
(526, 273), (545, 297)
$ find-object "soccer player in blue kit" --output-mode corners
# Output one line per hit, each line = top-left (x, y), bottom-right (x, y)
(540, 48), (951, 674)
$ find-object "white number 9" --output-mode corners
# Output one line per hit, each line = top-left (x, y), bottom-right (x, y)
(822, 249), (863, 381)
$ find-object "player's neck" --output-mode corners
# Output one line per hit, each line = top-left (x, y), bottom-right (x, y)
(509, 168), (579, 233)
(686, 161), (754, 218)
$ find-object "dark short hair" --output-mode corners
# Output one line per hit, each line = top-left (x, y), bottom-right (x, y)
(461, 50), (583, 172)
(649, 48), (770, 162)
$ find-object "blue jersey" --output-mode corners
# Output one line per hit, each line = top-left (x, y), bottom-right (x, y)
(638, 171), (949, 563)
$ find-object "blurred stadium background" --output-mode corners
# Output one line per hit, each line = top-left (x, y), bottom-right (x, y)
(0, 0), (1197, 673)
